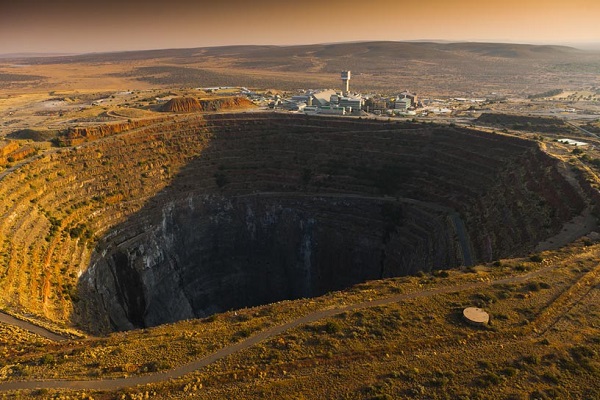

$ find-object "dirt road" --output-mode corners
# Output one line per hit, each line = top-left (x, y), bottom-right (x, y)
(0, 266), (552, 392)
(0, 312), (68, 342)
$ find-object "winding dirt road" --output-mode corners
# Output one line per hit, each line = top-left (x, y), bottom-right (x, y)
(0, 312), (68, 342)
(0, 266), (553, 392)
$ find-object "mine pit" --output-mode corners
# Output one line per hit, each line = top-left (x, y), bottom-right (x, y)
(0, 113), (586, 332)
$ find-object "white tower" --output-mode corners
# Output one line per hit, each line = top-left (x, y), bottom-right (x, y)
(341, 70), (351, 95)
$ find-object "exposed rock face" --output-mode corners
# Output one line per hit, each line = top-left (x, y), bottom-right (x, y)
(198, 96), (255, 111)
(74, 113), (586, 332)
(0, 140), (20, 156)
(85, 195), (465, 329)
(59, 117), (169, 145)
(160, 96), (254, 113)
(0, 140), (36, 165)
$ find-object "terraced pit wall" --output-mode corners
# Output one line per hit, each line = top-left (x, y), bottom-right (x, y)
(0, 113), (585, 332)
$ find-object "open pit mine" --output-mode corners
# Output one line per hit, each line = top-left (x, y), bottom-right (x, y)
(0, 113), (587, 333)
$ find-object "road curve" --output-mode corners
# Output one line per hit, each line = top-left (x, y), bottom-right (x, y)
(0, 312), (68, 342)
(565, 121), (600, 139)
(0, 266), (551, 392)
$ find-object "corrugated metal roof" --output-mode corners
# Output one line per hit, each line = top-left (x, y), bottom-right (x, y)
(312, 89), (338, 105)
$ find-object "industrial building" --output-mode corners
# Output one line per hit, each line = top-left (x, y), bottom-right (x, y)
(292, 90), (338, 108)
(313, 90), (339, 107)
(268, 70), (420, 117)
(398, 91), (418, 106)
(317, 105), (347, 115)
(395, 97), (411, 110)
(338, 96), (363, 114)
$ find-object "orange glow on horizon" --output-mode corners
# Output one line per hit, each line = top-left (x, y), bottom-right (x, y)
(0, 0), (599, 53)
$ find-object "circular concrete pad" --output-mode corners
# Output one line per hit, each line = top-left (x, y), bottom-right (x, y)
(463, 307), (490, 325)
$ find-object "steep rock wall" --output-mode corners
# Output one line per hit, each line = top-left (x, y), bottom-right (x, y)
(83, 194), (465, 330)
(160, 96), (255, 113)
(60, 116), (170, 145)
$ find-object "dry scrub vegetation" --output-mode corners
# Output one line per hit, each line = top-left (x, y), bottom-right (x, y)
(0, 240), (598, 399)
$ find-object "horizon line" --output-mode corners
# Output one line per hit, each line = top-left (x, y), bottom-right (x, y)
(2, 39), (600, 58)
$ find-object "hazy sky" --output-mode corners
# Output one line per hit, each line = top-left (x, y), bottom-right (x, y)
(1, 0), (599, 54)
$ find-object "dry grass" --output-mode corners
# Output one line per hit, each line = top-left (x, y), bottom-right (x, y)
(0, 242), (597, 399)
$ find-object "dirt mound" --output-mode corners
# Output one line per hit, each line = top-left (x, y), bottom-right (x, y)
(160, 96), (255, 113)
(7, 128), (59, 142)
(160, 97), (203, 113)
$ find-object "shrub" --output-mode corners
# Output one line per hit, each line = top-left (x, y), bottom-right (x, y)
(10, 364), (27, 377)
(433, 270), (450, 278)
(427, 377), (449, 387)
(477, 360), (493, 370)
(522, 355), (540, 365)
(142, 360), (170, 372)
(473, 292), (497, 305)
(235, 328), (252, 338)
(542, 371), (561, 384)
(529, 390), (549, 400)
(505, 394), (526, 400)
(570, 345), (597, 362)
(473, 372), (502, 387)
(529, 254), (544, 262)
(69, 223), (92, 239)
(526, 282), (541, 292)
(203, 314), (217, 323)
(40, 354), (55, 365)
(500, 367), (518, 377)
(324, 320), (343, 334)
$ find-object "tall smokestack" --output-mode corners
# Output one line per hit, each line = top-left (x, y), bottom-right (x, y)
(341, 70), (351, 95)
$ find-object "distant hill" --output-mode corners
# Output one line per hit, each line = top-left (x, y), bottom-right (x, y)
(4, 41), (599, 95)
(15, 41), (584, 64)
(0, 52), (76, 59)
